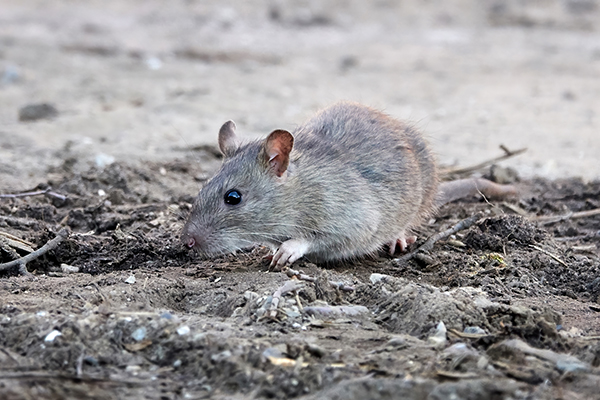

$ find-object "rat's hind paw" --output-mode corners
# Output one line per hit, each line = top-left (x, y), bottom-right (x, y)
(271, 239), (310, 267)
(387, 234), (416, 255)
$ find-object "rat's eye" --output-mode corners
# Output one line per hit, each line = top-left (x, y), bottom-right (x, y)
(224, 189), (242, 205)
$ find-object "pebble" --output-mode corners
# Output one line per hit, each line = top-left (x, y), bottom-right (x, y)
(18, 103), (58, 122)
(463, 326), (487, 335)
(370, 273), (390, 284)
(177, 325), (190, 336)
(131, 327), (147, 341)
(427, 321), (447, 347)
(61, 263), (79, 274)
(44, 330), (62, 342)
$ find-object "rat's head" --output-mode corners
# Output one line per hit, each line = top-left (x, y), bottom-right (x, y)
(181, 120), (294, 257)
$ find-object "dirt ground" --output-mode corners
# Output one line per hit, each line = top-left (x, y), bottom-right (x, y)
(1, 1), (600, 399)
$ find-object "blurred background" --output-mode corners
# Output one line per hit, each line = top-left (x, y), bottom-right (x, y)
(1, 0), (599, 189)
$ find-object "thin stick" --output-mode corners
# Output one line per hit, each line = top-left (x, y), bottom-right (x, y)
(534, 208), (600, 224)
(268, 280), (304, 319)
(440, 146), (527, 177)
(329, 281), (355, 292)
(0, 228), (69, 274)
(0, 188), (67, 202)
(0, 371), (146, 385)
(529, 244), (568, 268)
(284, 267), (316, 282)
(395, 213), (483, 263)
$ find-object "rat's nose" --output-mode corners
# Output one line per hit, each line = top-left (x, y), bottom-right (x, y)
(186, 236), (196, 248)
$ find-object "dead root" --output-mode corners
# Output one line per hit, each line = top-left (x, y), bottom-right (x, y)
(395, 212), (484, 263)
(440, 145), (527, 178)
(0, 228), (70, 275)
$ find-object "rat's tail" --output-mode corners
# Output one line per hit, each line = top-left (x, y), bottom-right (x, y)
(436, 178), (518, 207)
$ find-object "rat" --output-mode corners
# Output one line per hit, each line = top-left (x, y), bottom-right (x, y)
(181, 102), (517, 267)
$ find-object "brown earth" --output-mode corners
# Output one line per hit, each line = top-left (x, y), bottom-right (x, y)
(1, 1), (600, 399)
(1, 155), (599, 399)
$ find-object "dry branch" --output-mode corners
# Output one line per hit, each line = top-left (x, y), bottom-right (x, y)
(529, 244), (568, 268)
(0, 228), (69, 274)
(534, 208), (600, 225)
(395, 212), (483, 263)
(440, 146), (527, 178)
(0, 187), (67, 202)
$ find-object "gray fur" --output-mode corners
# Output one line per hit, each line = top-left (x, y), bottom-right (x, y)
(181, 102), (439, 262)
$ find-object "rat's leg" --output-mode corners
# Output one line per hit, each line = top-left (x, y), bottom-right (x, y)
(271, 238), (311, 267)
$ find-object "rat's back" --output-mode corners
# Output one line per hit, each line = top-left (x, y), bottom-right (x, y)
(278, 102), (438, 261)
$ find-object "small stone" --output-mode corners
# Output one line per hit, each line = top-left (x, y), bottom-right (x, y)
(427, 321), (447, 347)
(370, 273), (390, 284)
(306, 343), (326, 358)
(131, 327), (146, 341)
(95, 153), (115, 168)
(125, 365), (141, 374)
(44, 330), (62, 342)
(19, 103), (58, 122)
(61, 263), (79, 274)
(464, 326), (487, 335)
(211, 350), (232, 362)
(177, 325), (190, 336)
(125, 275), (136, 284)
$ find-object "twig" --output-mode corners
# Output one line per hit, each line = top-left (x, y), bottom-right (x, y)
(529, 244), (568, 268)
(395, 212), (483, 263)
(440, 146), (527, 177)
(268, 280), (304, 319)
(284, 267), (316, 282)
(448, 328), (492, 339)
(0, 231), (35, 254)
(329, 281), (355, 292)
(0, 228), (69, 274)
(581, 336), (600, 341)
(76, 351), (85, 377)
(534, 208), (600, 225)
(295, 291), (304, 311)
(0, 187), (67, 202)
(0, 371), (146, 385)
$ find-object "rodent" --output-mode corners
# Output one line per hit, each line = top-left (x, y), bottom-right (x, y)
(181, 102), (517, 266)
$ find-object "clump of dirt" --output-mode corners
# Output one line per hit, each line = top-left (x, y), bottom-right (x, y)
(464, 215), (546, 251)
(1, 157), (600, 399)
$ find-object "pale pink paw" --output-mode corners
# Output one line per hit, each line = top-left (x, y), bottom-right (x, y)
(388, 235), (417, 255)
(270, 239), (310, 268)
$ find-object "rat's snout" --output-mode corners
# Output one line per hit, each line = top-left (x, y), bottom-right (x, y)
(181, 223), (209, 251)
(185, 235), (196, 248)
(181, 230), (200, 250)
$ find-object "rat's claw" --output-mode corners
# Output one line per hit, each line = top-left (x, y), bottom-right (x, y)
(271, 239), (310, 268)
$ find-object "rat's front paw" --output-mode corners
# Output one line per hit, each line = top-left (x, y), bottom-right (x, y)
(271, 239), (310, 268)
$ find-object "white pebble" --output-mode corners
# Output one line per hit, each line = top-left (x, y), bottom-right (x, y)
(44, 330), (62, 342)
(177, 325), (190, 336)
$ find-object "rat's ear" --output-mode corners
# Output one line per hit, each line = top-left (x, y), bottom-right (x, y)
(260, 129), (294, 177)
(218, 120), (239, 157)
